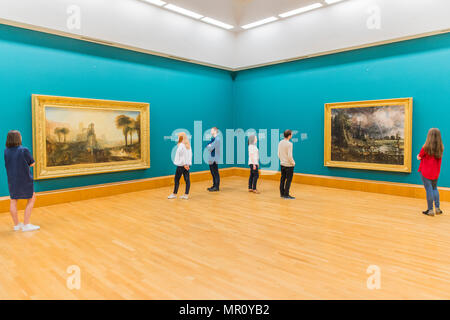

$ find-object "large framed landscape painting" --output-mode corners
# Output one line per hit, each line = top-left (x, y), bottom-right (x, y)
(32, 95), (150, 180)
(324, 98), (412, 172)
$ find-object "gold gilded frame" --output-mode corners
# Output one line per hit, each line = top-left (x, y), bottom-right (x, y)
(324, 98), (413, 173)
(32, 95), (150, 180)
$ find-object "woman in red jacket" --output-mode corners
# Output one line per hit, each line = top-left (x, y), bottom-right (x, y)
(417, 128), (444, 216)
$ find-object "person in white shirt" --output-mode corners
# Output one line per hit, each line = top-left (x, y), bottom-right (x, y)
(248, 135), (260, 193)
(168, 132), (192, 200)
(278, 129), (295, 199)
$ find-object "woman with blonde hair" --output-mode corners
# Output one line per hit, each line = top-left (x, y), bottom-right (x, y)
(168, 132), (192, 200)
(417, 128), (444, 216)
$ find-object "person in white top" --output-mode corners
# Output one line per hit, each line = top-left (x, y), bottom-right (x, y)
(248, 135), (260, 193)
(168, 132), (192, 200)
(278, 129), (295, 199)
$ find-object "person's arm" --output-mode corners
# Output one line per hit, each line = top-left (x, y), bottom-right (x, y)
(288, 143), (295, 166)
(207, 137), (219, 151)
(249, 146), (258, 169)
(206, 138), (213, 150)
(179, 144), (186, 163)
(174, 144), (184, 166)
(417, 148), (426, 160)
(185, 148), (192, 170)
(24, 148), (35, 167)
(254, 148), (259, 170)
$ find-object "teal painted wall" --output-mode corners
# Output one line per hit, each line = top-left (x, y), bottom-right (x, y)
(0, 24), (234, 196)
(234, 33), (450, 187)
(1, 23), (449, 197)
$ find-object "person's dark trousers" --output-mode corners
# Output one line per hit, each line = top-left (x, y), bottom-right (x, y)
(209, 162), (220, 189)
(280, 165), (294, 197)
(173, 166), (190, 195)
(248, 165), (259, 190)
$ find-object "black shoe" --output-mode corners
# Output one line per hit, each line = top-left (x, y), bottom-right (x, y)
(280, 195), (285, 198)
(436, 208), (443, 215)
(209, 187), (219, 192)
(285, 195), (295, 200)
(207, 187), (214, 191)
(422, 210), (435, 216)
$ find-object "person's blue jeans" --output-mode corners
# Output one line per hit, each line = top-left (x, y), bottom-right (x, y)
(421, 173), (440, 210)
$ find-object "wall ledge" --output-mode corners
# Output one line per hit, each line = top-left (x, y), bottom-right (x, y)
(234, 168), (449, 201)
(1, 167), (447, 212)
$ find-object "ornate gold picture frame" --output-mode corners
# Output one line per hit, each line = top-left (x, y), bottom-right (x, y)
(324, 98), (412, 173)
(32, 95), (150, 180)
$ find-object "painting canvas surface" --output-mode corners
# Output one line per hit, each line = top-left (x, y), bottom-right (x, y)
(324, 98), (412, 172)
(331, 105), (405, 165)
(45, 107), (141, 167)
(32, 95), (150, 180)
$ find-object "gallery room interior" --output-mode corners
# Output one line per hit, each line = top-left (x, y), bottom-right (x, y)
(0, 0), (449, 301)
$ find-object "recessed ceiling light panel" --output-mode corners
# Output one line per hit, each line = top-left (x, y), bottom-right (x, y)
(279, 3), (323, 18)
(165, 4), (203, 19)
(141, 0), (166, 6)
(325, 0), (345, 4)
(241, 16), (278, 30)
(202, 17), (234, 30)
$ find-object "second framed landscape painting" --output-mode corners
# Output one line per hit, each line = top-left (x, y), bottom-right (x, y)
(324, 98), (412, 172)
(32, 95), (150, 180)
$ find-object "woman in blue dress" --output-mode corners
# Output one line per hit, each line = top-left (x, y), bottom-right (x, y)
(4, 130), (39, 232)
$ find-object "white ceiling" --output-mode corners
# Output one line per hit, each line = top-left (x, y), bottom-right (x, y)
(1, 0), (449, 69)
(169, 0), (320, 29)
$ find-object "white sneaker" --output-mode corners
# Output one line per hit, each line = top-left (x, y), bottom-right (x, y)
(180, 194), (189, 200)
(168, 194), (177, 199)
(22, 224), (40, 232)
(13, 223), (24, 231)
